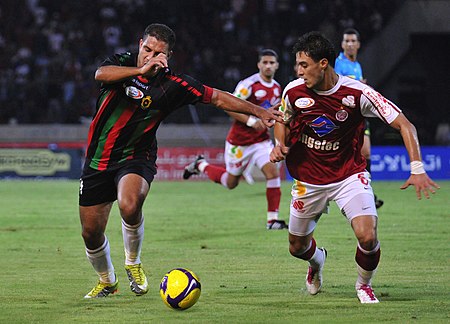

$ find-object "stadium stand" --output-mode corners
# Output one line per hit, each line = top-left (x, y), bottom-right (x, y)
(1, 0), (400, 125)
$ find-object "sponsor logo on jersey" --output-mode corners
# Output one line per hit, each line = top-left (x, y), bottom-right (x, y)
(294, 97), (315, 109)
(342, 95), (356, 108)
(273, 88), (280, 97)
(300, 133), (340, 151)
(230, 146), (243, 159)
(260, 99), (271, 109)
(125, 86), (144, 99)
(363, 87), (392, 118)
(131, 78), (149, 90)
(336, 109), (348, 122)
(239, 87), (249, 97)
(279, 98), (286, 112)
(254, 89), (267, 98)
(308, 115), (339, 137)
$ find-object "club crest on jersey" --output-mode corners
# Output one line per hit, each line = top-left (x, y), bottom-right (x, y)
(336, 110), (348, 122)
(342, 95), (356, 108)
(141, 96), (152, 109)
(363, 87), (392, 118)
(125, 86), (144, 99)
(308, 115), (339, 137)
(295, 97), (315, 109)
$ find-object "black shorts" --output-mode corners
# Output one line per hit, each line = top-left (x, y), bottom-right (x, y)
(79, 160), (157, 206)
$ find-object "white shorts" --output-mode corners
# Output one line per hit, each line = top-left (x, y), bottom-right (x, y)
(224, 140), (274, 176)
(289, 172), (378, 236)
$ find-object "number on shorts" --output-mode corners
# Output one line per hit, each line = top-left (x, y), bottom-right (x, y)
(358, 173), (369, 185)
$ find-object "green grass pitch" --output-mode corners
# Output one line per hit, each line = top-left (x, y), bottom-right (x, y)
(0, 180), (448, 323)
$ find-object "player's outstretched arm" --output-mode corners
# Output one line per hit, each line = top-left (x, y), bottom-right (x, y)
(390, 113), (440, 199)
(210, 89), (282, 127)
(226, 111), (266, 130)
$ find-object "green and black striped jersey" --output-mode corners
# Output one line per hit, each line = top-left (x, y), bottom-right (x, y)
(84, 52), (213, 171)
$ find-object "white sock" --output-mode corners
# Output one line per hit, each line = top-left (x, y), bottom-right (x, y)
(356, 265), (376, 289)
(198, 161), (209, 173)
(308, 246), (325, 270)
(122, 217), (144, 266)
(85, 237), (116, 283)
(267, 212), (279, 222)
(220, 172), (229, 188)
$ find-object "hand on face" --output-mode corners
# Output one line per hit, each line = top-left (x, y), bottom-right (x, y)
(138, 36), (170, 77)
(140, 53), (168, 77)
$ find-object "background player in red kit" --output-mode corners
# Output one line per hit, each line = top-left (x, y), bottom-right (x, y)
(79, 23), (282, 298)
(183, 49), (288, 230)
(270, 32), (439, 303)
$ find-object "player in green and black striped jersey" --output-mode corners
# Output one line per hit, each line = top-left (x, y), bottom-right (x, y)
(80, 23), (283, 299)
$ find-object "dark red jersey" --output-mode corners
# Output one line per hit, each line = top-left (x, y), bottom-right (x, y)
(226, 73), (281, 146)
(84, 52), (213, 171)
(281, 75), (401, 184)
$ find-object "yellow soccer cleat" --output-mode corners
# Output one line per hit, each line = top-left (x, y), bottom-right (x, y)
(84, 278), (118, 298)
(125, 264), (149, 296)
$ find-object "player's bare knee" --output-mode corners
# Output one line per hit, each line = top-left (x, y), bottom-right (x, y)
(118, 198), (143, 221)
(81, 228), (104, 248)
(226, 176), (240, 189)
(227, 182), (239, 190)
(289, 239), (309, 258)
(119, 205), (141, 221)
(358, 235), (378, 251)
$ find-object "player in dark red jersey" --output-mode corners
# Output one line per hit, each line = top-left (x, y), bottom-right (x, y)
(270, 32), (439, 303)
(80, 23), (282, 299)
(183, 49), (288, 230)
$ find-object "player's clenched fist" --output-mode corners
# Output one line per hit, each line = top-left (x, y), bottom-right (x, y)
(270, 144), (289, 162)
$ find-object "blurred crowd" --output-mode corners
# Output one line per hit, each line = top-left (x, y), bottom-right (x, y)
(0, 0), (398, 124)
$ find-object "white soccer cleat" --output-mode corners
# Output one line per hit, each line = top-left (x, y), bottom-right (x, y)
(183, 155), (205, 180)
(305, 247), (327, 295)
(356, 284), (379, 304)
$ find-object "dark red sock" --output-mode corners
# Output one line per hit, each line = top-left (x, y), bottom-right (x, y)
(355, 246), (381, 271)
(266, 187), (281, 212)
(298, 238), (317, 260)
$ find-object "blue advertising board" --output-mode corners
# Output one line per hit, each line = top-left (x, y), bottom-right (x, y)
(371, 146), (449, 180)
(283, 146), (449, 181)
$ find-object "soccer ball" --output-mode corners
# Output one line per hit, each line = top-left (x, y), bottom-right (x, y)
(159, 268), (201, 310)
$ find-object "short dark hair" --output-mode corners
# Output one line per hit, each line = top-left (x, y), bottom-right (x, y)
(343, 28), (360, 41)
(258, 49), (278, 61)
(292, 31), (336, 67)
(143, 23), (176, 51)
